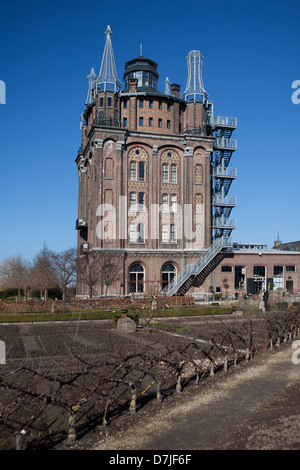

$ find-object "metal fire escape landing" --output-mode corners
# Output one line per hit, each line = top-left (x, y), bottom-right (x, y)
(212, 116), (237, 241)
(162, 236), (233, 296)
(161, 116), (237, 297)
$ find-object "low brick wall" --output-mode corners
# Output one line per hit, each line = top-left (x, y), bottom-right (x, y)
(0, 295), (194, 313)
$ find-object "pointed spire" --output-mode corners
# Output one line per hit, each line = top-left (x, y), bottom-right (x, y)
(96, 25), (122, 93)
(181, 50), (208, 102)
(164, 77), (170, 95)
(86, 67), (97, 105)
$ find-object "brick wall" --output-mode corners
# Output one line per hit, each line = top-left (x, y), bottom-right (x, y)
(0, 295), (194, 313)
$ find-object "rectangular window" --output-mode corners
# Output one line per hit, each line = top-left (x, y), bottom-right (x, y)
(129, 192), (137, 211)
(138, 192), (145, 210)
(286, 265), (296, 272)
(170, 224), (177, 243)
(254, 266), (266, 277)
(130, 161), (137, 180)
(123, 100), (128, 109)
(162, 163), (169, 183)
(162, 224), (169, 243)
(170, 164), (177, 183)
(139, 100), (144, 108)
(170, 194), (177, 212)
(107, 97), (112, 107)
(274, 266), (283, 276)
(149, 99), (153, 109)
(158, 118), (162, 128)
(159, 101), (163, 110)
(234, 266), (245, 289)
(138, 223), (145, 243)
(123, 117), (127, 127)
(274, 265), (284, 289)
(139, 161), (145, 181)
(167, 120), (171, 129)
(149, 117), (153, 127)
(221, 266), (232, 272)
(100, 97), (104, 107)
(129, 223), (136, 243)
(139, 117), (144, 126)
(167, 103), (171, 111)
(162, 193), (169, 212)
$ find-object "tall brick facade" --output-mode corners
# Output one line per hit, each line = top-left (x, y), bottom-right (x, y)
(75, 27), (300, 299)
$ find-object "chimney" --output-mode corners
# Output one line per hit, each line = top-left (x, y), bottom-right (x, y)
(171, 83), (181, 98)
(129, 78), (138, 93)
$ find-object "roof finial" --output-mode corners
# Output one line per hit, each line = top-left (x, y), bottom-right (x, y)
(140, 43), (143, 56)
(105, 25), (112, 38)
(165, 77), (170, 95)
(86, 67), (97, 105)
(96, 25), (122, 92)
(181, 50), (208, 102)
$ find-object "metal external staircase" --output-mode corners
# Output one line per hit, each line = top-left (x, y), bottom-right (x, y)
(162, 236), (233, 296)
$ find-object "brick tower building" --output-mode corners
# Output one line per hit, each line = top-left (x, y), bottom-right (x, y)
(75, 26), (238, 297)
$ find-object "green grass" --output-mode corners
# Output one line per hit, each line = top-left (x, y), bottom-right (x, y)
(0, 304), (236, 324)
(0, 310), (117, 323)
(151, 321), (188, 332)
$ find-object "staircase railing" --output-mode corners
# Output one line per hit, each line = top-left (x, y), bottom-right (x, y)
(162, 236), (233, 296)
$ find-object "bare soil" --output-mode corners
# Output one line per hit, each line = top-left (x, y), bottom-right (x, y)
(1, 314), (300, 450)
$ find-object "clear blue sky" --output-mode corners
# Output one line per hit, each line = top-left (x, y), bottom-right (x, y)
(0, 0), (299, 263)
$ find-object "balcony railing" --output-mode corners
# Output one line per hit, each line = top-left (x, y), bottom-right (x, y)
(183, 126), (203, 136)
(212, 195), (237, 207)
(214, 137), (237, 150)
(214, 116), (237, 128)
(212, 217), (236, 229)
(76, 218), (87, 230)
(93, 116), (122, 128)
(212, 166), (237, 179)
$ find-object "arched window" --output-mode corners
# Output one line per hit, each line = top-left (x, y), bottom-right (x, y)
(129, 263), (145, 293)
(161, 262), (176, 290)
(195, 164), (203, 184)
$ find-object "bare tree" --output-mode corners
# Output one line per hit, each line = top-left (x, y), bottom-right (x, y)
(222, 278), (229, 299)
(0, 255), (31, 299)
(99, 251), (122, 296)
(76, 253), (102, 298)
(31, 244), (57, 300)
(76, 251), (122, 298)
(50, 248), (77, 300)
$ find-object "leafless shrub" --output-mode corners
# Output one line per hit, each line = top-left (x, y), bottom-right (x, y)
(1, 309), (299, 449)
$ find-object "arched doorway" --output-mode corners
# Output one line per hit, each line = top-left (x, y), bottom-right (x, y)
(161, 262), (176, 290)
(129, 263), (145, 293)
